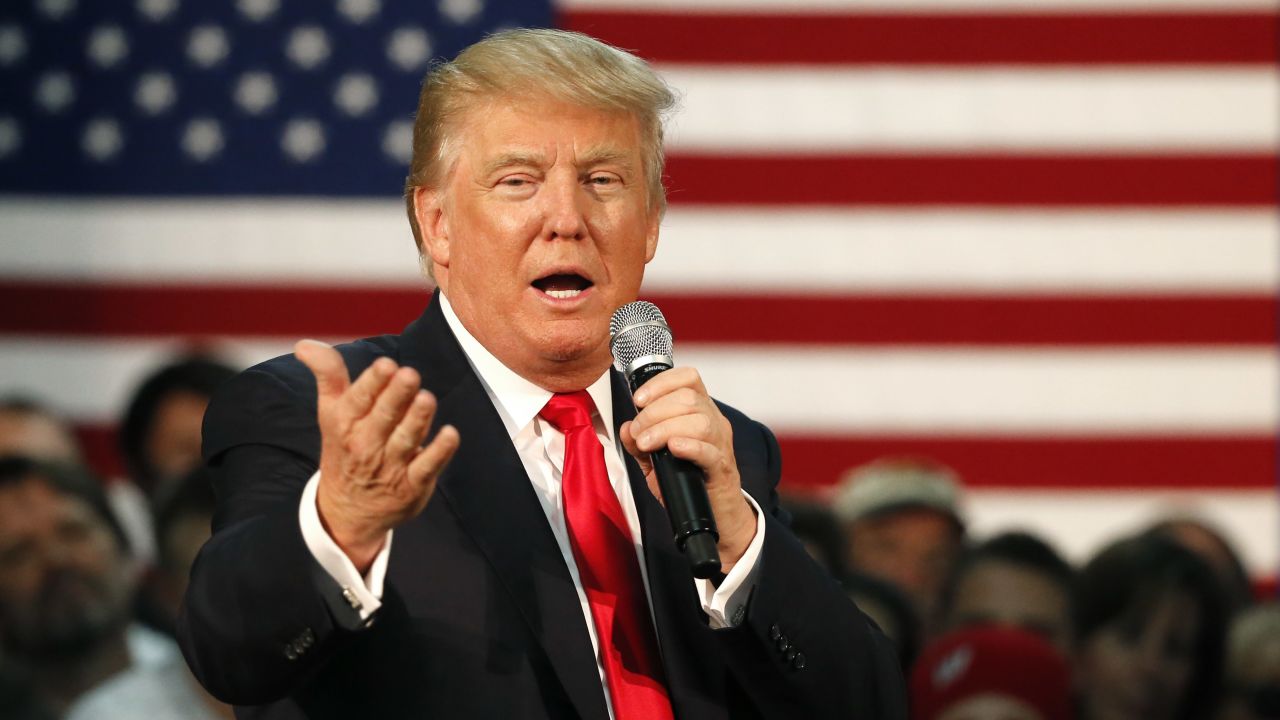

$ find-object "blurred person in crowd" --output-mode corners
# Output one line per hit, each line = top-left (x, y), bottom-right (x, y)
(1217, 602), (1280, 720)
(910, 625), (1072, 720)
(119, 355), (237, 501)
(1146, 516), (1255, 614)
(844, 571), (921, 675)
(781, 495), (847, 577)
(834, 457), (966, 635)
(67, 467), (232, 719)
(0, 394), (155, 567)
(940, 531), (1075, 652)
(0, 396), (82, 464)
(1073, 533), (1227, 720)
(0, 456), (173, 717)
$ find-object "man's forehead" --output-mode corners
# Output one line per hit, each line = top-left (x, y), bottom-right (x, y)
(0, 476), (94, 525)
(478, 144), (637, 172)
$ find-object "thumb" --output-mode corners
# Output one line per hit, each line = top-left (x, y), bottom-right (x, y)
(295, 339), (350, 402)
(620, 421), (663, 505)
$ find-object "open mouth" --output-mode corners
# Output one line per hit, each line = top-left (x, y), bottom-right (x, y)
(532, 273), (593, 300)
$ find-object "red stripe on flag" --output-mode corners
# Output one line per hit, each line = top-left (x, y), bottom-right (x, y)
(2, 282), (1275, 345)
(653, 293), (1278, 347)
(561, 11), (1279, 65)
(664, 154), (1279, 206)
(775, 434), (1277, 491)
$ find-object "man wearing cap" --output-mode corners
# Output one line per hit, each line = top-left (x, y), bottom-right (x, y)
(834, 458), (968, 637)
(910, 626), (1073, 720)
(178, 29), (905, 720)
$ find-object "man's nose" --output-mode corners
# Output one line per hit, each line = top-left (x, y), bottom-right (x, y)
(543, 174), (587, 240)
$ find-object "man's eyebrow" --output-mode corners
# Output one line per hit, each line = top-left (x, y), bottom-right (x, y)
(577, 147), (634, 170)
(481, 151), (547, 176)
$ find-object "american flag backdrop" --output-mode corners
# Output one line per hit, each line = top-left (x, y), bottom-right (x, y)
(0, 0), (1276, 583)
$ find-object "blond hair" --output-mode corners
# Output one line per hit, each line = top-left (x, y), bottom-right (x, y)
(403, 28), (676, 255)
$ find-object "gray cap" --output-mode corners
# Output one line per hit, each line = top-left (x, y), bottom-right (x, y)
(833, 457), (965, 526)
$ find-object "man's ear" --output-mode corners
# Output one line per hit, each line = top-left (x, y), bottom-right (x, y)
(643, 208), (660, 264)
(414, 186), (450, 268)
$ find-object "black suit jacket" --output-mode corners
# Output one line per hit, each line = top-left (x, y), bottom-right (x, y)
(178, 293), (906, 719)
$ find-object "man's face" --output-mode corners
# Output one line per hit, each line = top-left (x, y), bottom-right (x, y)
(946, 559), (1072, 652)
(145, 390), (209, 487)
(418, 96), (659, 388)
(0, 410), (81, 464)
(0, 477), (132, 658)
(1075, 591), (1200, 720)
(846, 508), (963, 626)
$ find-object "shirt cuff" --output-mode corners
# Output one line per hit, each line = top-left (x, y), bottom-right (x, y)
(298, 471), (392, 621)
(695, 491), (765, 629)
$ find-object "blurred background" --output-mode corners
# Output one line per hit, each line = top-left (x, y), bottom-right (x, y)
(0, 0), (1276, 717)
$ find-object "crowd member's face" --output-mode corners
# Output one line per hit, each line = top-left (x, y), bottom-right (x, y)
(946, 559), (1072, 652)
(1075, 591), (1200, 720)
(417, 95), (659, 389)
(0, 410), (81, 463)
(0, 476), (132, 658)
(937, 694), (1046, 720)
(145, 390), (209, 486)
(847, 508), (962, 626)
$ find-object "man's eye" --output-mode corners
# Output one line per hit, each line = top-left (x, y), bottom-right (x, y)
(589, 174), (619, 186)
(500, 177), (528, 187)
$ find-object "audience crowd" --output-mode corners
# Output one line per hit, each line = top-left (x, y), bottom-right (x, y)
(0, 355), (1274, 719)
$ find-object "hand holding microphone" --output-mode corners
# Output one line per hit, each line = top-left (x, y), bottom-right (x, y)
(610, 302), (758, 579)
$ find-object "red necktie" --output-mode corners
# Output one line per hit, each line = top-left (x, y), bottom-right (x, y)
(539, 391), (675, 720)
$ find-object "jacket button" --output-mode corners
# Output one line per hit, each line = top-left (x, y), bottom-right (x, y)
(784, 648), (798, 662)
(776, 636), (790, 653)
(792, 653), (806, 670)
(299, 630), (314, 649)
(284, 645), (299, 661)
(769, 624), (782, 641)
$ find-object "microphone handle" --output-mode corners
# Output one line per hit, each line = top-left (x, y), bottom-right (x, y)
(630, 363), (721, 579)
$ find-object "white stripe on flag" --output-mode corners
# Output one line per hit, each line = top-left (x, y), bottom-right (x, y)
(3, 200), (1275, 293)
(966, 488), (1278, 576)
(4, 337), (1275, 432)
(661, 67), (1280, 152)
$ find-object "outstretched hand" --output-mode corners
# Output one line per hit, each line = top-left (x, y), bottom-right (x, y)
(296, 340), (460, 573)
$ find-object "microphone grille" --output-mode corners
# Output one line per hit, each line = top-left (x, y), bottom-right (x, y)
(609, 301), (673, 374)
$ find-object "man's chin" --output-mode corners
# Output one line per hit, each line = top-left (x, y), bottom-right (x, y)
(533, 327), (612, 368)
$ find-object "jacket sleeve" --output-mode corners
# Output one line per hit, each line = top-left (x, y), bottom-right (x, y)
(176, 365), (370, 706)
(716, 417), (909, 720)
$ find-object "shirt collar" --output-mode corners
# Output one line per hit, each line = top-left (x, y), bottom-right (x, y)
(437, 292), (616, 440)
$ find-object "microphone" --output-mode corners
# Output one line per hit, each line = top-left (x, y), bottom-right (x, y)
(610, 301), (720, 579)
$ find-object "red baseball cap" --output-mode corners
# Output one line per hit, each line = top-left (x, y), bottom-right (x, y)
(910, 626), (1072, 720)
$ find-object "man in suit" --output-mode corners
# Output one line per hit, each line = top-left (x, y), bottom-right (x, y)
(178, 28), (906, 719)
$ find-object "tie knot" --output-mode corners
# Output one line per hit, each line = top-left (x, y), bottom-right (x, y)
(539, 391), (596, 433)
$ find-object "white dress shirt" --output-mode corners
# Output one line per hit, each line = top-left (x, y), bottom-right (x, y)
(298, 293), (766, 717)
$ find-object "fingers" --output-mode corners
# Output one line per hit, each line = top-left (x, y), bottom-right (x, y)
(663, 436), (728, 476)
(408, 424), (461, 491)
(631, 412), (723, 456)
(340, 357), (399, 425)
(387, 389), (437, 458)
(620, 421), (662, 505)
(631, 367), (706, 408)
(353, 366), (421, 450)
(619, 421), (654, 473)
(628, 386), (704, 437)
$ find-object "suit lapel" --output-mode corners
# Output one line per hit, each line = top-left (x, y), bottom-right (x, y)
(610, 374), (728, 720)
(398, 294), (610, 720)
